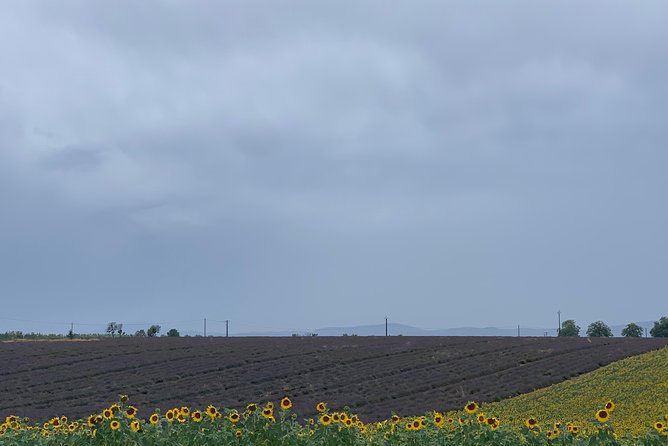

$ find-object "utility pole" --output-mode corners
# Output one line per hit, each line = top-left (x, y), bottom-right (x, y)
(204, 318), (207, 337)
(645, 327), (648, 338)
(557, 310), (561, 337)
(226, 320), (229, 337)
(517, 325), (520, 337)
(385, 316), (388, 337)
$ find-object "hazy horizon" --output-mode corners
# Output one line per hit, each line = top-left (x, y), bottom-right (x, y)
(2, 2), (667, 336)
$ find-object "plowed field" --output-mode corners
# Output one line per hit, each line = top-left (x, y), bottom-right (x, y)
(1, 336), (666, 422)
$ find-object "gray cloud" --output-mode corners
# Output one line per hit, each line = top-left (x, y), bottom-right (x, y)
(1, 1), (667, 335)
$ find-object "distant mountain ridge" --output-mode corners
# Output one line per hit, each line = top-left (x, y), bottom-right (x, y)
(211, 321), (656, 338)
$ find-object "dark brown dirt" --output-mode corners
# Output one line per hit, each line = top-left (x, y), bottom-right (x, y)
(1, 336), (666, 422)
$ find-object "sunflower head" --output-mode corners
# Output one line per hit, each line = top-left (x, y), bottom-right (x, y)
(119, 395), (129, 403)
(192, 411), (203, 422)
(206, 405), (218, 418)
(525, 418), (538, 429)
(316, 402), (327, 413)
(604, 400), (615, 411)
(320, 414), (332, 425)
(130, 421), (140, 432)
(125, 406), (137, 419)
(228, 412), (240, 423)
(149, 414), (159, 425)
(110, 420), (120, 430)
(595, 410), (609, 423)
(280, 397), (292, 410)
(654, 421), (665, 432)
(464, 402), (479, 414)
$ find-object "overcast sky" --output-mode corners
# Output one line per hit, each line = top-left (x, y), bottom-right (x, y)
(1, 1), (667, 336)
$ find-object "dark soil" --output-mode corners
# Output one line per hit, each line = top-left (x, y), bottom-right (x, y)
(1, 336), (666, 422)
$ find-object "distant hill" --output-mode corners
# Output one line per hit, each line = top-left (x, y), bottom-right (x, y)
(227, 321), (656, 337)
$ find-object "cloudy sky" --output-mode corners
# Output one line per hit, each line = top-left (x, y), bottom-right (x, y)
(1, 1), (666, 336)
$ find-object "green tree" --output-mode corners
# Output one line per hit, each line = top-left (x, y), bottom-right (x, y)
(166, 328), (180, 337)
(587, 320), (612, 337)
(621, 323), (643, 337)
(134, 329), (147, 337)
(147, 325), (161, 337)
(559, 319), (580, 337)
(106, 322), (119, 338)
(650, 316), (668, 337)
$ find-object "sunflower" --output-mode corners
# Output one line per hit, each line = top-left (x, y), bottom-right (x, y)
(392, 415), (400, 423)
(464, 402), (479, 414)
(192, 411), (203, 423)
(345, 419), (353, 427)
(280, 397), (292, 410)
(332, 413), (341, 423)
(316, 402), (327, 413)
(655, 421), (665, 432)
(87, 415), (98, 427)
(125, 406), (137, 419)
(180, 407), (190, 417)
(206, 405), (218, 418)
(246, 403), (258, 413)
(434, 413), (444, 426)
(546, 430), (555, 440)
(235, 430), (242, 438)
(265, 402), (275, 410)
(319, 414), (332, 426)
(595, 410), (609, 423)
(477, 413), (486, 423)
(149, 414), (159, 425)
(68, 424), (76, 432)
(176, 413), (186, 423)
(262, 408), (273, 419)
(228, 412), (240, 423)
(412, 419), (421, 430)
(103, 409), (113, 420)
(165, 410), (175, 423)
(525, 418), (538, 429)
(110, 404), (120, 414)
(119, 395), (129, 403)
(130, 421), (140, 432)
(110, 420), (120, 430)
(340, 413), (348, 423)
(604, 400), (615, 411)
(486, 417), (498, 426)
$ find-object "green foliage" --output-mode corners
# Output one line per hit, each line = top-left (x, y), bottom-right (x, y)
(559, 320), (580, 337)
(650, 316), (668, 337)
(166, 328), (180, 337)
(106, 322), (120, 338)
(621, 323), (643, 338)
(147, 325), (161, 337)
(587, 320), (613, 337)
(134, 329), (147, 337)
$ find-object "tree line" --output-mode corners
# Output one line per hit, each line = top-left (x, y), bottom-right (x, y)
(558, 316), (668, 337)
(106, 322), (180, 338)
